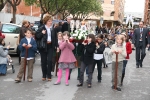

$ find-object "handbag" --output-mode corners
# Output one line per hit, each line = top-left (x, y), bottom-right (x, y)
(37, 37), (46, 50)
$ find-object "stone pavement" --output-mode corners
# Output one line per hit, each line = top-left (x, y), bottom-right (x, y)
(0, 51), (150, 100)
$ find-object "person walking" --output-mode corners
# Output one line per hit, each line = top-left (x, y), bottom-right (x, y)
(77, 34), (96, 88)
(132, 21), (150, 68)
(15, 29), (37, 82)
(36, 14), (58, 81)
(121, 33), (132, 85)
(92, 34), (105, 83)
(54, 31), (76, 86)
(109, 35), (127, 91)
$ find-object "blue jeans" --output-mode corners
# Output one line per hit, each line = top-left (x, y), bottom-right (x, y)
(0, 64), (7, 74)
(122, 60), (128, 74)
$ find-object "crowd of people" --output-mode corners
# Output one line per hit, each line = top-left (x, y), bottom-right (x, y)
(0, 14), (150, 92)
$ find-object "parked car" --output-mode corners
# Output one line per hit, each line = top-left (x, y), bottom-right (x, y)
(0, 23), (21, 54)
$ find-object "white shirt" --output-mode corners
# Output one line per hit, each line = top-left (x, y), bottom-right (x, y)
(26, 37), (31, 44)
(45, 25), (52, 42)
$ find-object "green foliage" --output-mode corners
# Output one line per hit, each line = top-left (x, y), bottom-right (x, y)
(24, 0), (103, 19)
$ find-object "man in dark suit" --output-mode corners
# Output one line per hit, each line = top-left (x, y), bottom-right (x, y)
(62, 16), (71, 33)
(132, 21), (150, 68)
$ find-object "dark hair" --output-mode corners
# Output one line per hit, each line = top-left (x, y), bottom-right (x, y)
(62, 31), (70, 37)
(87, 34), (95, 43)
(97, 34), (104, 39)
(24, 28), (32, 34)
(0, 37), (4, 45)
(43, 14), (52, 24)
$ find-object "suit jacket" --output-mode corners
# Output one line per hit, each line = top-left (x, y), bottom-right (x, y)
(62, 22), (70, 33)
(132, 28), (150, 48)
(80, 42), (96, 65)
(35, 25), (58, 52)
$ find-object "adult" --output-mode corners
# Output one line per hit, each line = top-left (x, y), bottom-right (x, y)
(36, 14), (58, 81)
(132, 21), (150, 68)
(17, 20), (29, 64)
(62, 16), (71, 33)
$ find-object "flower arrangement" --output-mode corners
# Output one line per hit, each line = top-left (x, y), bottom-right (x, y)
(71, 29), (88, 40)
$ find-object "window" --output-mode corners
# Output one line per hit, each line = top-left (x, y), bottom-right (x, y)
(2, 24), (20, 34)
(111, 0), (115, 5)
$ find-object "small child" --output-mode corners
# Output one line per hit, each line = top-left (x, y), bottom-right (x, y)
(15, 28), (37, 82)
(109, 35), (127, 91)
(54, 31), (76, 86)
(0, 37), (10, 75)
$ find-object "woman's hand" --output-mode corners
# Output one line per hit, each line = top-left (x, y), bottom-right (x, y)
(42, 30), (46, 34)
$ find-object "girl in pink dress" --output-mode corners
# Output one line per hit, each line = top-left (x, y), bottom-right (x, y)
(54, 31), (76, 86)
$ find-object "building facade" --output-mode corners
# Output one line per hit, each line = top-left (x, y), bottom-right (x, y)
(2, 1), (41, 17)
(97, 0), (125, 27)
(144, 0), (150, 25)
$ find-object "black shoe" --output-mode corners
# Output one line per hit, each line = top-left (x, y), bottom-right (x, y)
(139, 61), (143, 68)
(136, 65), (139, 68)
(87, 84), (91, 88)
(111, 85), (115, 89)
(77, 83), (83, 87)
(98, 80), (101, 83)
(117, 87), (121, 91)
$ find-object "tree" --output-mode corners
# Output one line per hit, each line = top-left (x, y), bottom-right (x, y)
(0, 0), (7, 11)
(7, 0), (21, 23)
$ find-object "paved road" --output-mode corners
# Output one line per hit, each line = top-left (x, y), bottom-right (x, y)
(0, 51), (150, 100)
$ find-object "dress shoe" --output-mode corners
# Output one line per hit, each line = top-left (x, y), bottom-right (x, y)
(47, 78), (52, 81)
(42, 78), (46, 81)
(28, 79), (32, 82)
(111, 85), (115, 89)
(117, 87), (121, 91)
(77, 83), (83, 87)
(54, 82), (61, 85)
(136, 65), (139, 68)
(98, 80), (101, 83)
(15, 78), (21, 82)
(139, 62), (143, 68)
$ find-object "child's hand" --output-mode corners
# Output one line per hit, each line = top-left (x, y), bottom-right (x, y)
(118, 50), (122, 54)
(82, 42), (87, 46)
(7, 45), (10, 49)
(28, 44), (32, 48)
(22, 43), (27, 47)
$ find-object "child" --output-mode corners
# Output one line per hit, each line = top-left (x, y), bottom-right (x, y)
(120, 33), (132, 86)
(77, 34), (96, 88)
(103, 41), (110, 68)
(109, 35), (127, 91)
(0, 37), (10, 75)
(15, 28), (37, 82)
(93, 34), (105, 83)
(54, 31), (76, 86)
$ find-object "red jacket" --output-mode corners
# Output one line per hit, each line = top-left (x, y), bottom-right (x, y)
(126, 42), (132, 59)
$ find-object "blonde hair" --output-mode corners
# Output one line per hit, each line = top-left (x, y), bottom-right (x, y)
(115, 35), (124, 44)
(43, 14), (52, 24)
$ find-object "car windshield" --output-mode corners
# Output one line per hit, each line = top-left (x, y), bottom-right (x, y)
(2, 24), (20, 34)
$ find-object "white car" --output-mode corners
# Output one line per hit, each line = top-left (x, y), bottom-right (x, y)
(0, 23), (21, 54)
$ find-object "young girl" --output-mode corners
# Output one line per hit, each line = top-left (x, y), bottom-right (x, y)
(57, 32), (63, 43)
(92, 34), (105, 83)
(109, 35), (127, 91)
(54, 31), (76, 86)
(121, 33), (132, 86)
(15, 29), (37, 82)
(0, 37), (10, 75)
(77, 34), (96, 88)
